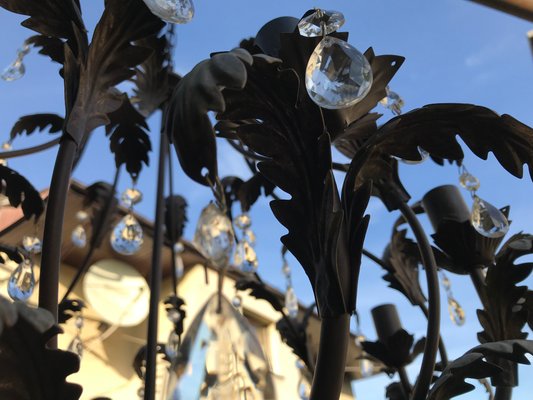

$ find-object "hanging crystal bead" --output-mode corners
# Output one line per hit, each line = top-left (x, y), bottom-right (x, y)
(441, 274), (451, 290)
(448, 298), (466, 326)
(459, 170), (480, 192)
(234, 213), (251, 230)
(71, 225), (87, 248)
(282, 260), (291, 277)
(121, 188), (143, 208)
(359, 358), (373, 378)
(1, 60), (25, 82)
(305, 36), (373, 109)
(173, 242), (185, 278)
(75, 210), (89, 223)
(110, 213), (144, 255)
(1, 142), (12, 151)
(22, 235), (42, 254)
(379, 86), (404, 115)
(231, 295), (242, 308)
(7, 259), (35, 301)
(165, 330), (181, 360)
(471, 195), (509, 238)
(233, 240), (258, 273)
(193, 203), (234, 268)
(68, 335), (84, 358)
(142, 0), (194, 24)
(298, 9), (345, 37)
(167, 308), (182, 324)
(243, 228), (256, 246)
(285, 286), (299, 318)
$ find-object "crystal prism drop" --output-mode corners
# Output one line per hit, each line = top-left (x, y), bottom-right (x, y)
(110, 213), (144, 255)
(1, 61), (25, 82)
(165, 295), (276, 399)
(298, 380), (311, 400)
(471, 196), (509, 238)
(1, 142), (12, 151)
(234, 213), (251, 230)
(71, 225), (87, 248)
(7, 259), (35, 301)
(379, 86), (404, 115)
(231, 294), (242, 308)
(305, 37), (372, 109)
(282, 260), (291, 277)
(22, 235), (42, 254)
(193, 203), (234, 268)
(75, 315), (84, 330)
(75, 210), (89, 223)
(441, 274), (451, 290)
(68, 335), (84, 358)
(359, 358), (373, 378)
(459, 171), (480, 192)
(298, 9), (345, 37)
(174, 253), (184, 279)
(243, 228), (256, 246)
(121, 188), (143, 208)
(165, 330), (180, 360)
(285, 286), (299, 318)
(233, 240), (258, 273)
(448, 298), (465, 326)
(142, 0), (194, 24)
(167, 308), (182, 324)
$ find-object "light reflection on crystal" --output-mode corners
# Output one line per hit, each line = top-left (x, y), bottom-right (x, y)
(243, 229), (256, 246)
(285, 286), (299, 318)
(71, 225), (87, 248)
(121, 188), (143, 208)
(471, 196), (509, 238)
(165, 295), (276, 399)
(234, 240), (258, 273)
(22, 235), (42, 254)
(359, 358), (373, 378)
(459, 170), (480, 192)
(142, 0), (194, 24)
(448, 298), (466, 326)
(298, 9), (345, 37)
(379, 86), (404, 115)
(166, 330), (181, 360)
(110, 213), (144, 255)
(68, 335), (84, 358)
(7, 259), (35, 301)
(1, 60), (25, 81)
(193, 203), (234, 268)
(305, 36), (372, 109)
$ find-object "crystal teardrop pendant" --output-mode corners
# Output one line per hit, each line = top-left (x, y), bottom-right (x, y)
(459, 171), (480, 192)
(165, 295), (275, 399)
(193, 203), (234, 268)
(7, 259), (35, 301)
(22, 235), (42, 254)
(379, 86), (404, 115)
(298, 9), (345, 37)
(448, 298), (466, 326)
(165, 330), (180, 360)
(285, 286), (299, 318)
(471, 195), (509, 238)
(233, 240), (258, 273)
(359, 358), (373, 378)
(71, 225), (87, 248)
(142, 0), (194, 24)
(1, 60), (25, 82)
(305, 36), (373, 110)
(110, 213), (144, 255)
(68, 335), (84, 358)
(121, 188), (143, 208)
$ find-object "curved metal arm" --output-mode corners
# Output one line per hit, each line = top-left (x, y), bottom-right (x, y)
(0, 137), (61, 159)
(397, 200), (440, 400)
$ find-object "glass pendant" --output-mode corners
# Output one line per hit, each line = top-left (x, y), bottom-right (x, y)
(459, 170), (480, 192)
(121, 188), (143, 208)
(22, 235), (42, 254)
(233, 240), (258, 273)
(243, 228), (256, 246)
(110, 213), (144, 255)
(305, 36), (373, 109)
(231, 294), (242, 309)
(71, 225), (87, 248)
(7, 259), (35, 301)
(281, 260), (291, 277)
(448, 298), (466, 326)
(193, 203), (234, 268)
(359, 358), (373, 378)
(379, 86), (404, 115)
(285, 286), (299, 318)
(165, 295), (276, 399)
(68, 335), (84, 357)
(173, 242), (185, 279)
(298, 9), (345, 37)
(166, 330), (181, 360)
(142, 0), (194, 24)
(1, 42), (30, 82)
(471, 195), (509, 238)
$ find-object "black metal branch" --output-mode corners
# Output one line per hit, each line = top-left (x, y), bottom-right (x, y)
(494, 386), (513, 400)
(0, 137), (61, 159)
(397, 200), (440, 400)
(60, 167), (121, 303)
(144, 122), (168, 400)
(38, 137), (78, 347)
(398, 367), (413, 397)
(167, 146), (178, 296)
(226, 138), (270, 162)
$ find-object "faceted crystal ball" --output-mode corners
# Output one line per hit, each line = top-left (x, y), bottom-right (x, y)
(142, 0), (194, 24)
(305, 37), (373, 109)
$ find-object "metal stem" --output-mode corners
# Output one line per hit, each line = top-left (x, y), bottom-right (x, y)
(38, 137), (77, 346)
(397, 200), (440, 400)
(167, 147), (178, 295)
(144, 123), (168, 400)
(470, 266), (488, 308)
(398, 367), (412, 397)
(494, 386), (513, 400)
(60, 167), (120, 302)
(309, 314), (350, 400)
(0, 137), (60, 159)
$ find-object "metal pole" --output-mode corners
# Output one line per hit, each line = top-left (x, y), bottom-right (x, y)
(144, 120), (168, 400)
(38, 137), (77, 346)
(397, 201), (440, 400)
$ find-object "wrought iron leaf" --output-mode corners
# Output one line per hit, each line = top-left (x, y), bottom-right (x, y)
(57, 299), (85, 324)
(221, 174), (275, 213)
(166, 48), (253, 185)
(164, 195), (188, 242)
(386, 382), (408, 400)
(428, 340), (533, 400)
(84, 181), (119, 248)
(361, 329), (422, 369)
(132, 343), (169, 379)
(164, 295), (186, 338)
(0, 244), (24, 264)
(9, 113), (64, 141)
(26, 35), (65, 65)
(235, 276), (283, 312)
(0, 165), (43, 220)
(66, 0), (164, 144)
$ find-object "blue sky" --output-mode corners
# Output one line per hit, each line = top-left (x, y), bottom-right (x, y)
(1, 1), (532, 399)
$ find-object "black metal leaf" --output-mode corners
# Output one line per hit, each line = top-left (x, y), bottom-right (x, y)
(361, 329), (421, 369)
(65, 0), (164, 144)
(0, 244), (24, 264)
(84, 181), (118, 249)
(164, 195), (188, 242)
(26, 35), (65, 65)
(57, 299), (85, 324)
(106, 96), (152, 180)
(0, 165), (44, 220)
(166, 48), (253, 185)
(428, 340), (533, 400)
(235, 276), (283, 313)
(386, 382), (408, 400)
(9, 113), (64, 141)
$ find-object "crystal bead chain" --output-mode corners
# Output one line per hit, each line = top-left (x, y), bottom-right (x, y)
(1, 40), (31, 82)
(439, 270), (465, 326)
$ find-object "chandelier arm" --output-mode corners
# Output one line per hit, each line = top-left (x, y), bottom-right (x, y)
(494, 386), (513, 400)
(59, 166), (121, 303)
(144, 120), (169, 400)
(167, 146), (179, 296)
(38, 137), (78, 347)
(397, 200), (440, 400)
(0, 137), (61, 159)
(309, 313), (350, 400)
